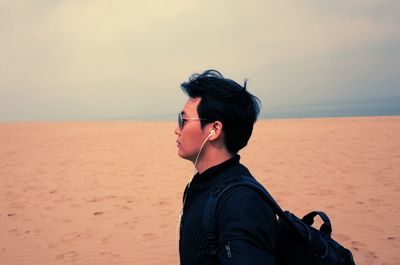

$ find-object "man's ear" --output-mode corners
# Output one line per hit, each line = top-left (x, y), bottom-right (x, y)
(209, 121), (223, 141)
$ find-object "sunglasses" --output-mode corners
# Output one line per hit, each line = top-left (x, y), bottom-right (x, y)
(178, 112), (208, 129)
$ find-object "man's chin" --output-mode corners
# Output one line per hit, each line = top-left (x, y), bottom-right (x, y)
(177, 149), (186, 159)
(177, 151), (195, 163)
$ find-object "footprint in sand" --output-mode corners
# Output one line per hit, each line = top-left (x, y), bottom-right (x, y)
(48, 242), (59, 249)
(160, 223), (169, 228)
(59, 232), (90, 245)
(44, 206), (54, 211)
(101, 234), (114, 244)
(114, 204), (132, 211)
(9, 228), (25, 237)
(55, 251), (79, 261)
(86, 195), (118, 203)
(351, 240), (378, 260)
(334, 233), (350, 242)
(115, 219), (138, 229)
(142, 232), (158, 240)
(369, 197), (382, 203)
(153, 200), (169, 206)
(99, 251), (119, 258)
(34, 228), (42, 236)
(161, 209), (174, 217)
(62, 217), (73, 223)
(52, 196), (74, 204)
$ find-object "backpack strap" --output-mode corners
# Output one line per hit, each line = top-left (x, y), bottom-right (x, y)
(202, 176), (288, 257)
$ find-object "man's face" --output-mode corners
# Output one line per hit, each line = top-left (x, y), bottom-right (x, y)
(175, 97), (209, 162)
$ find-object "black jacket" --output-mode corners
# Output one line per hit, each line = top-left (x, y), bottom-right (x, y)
(179, 155), (278, 265)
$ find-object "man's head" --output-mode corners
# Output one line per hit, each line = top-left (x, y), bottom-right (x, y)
(175, 69), (261, 161)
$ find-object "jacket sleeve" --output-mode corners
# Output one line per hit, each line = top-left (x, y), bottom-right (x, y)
(215, 186), (278, 265)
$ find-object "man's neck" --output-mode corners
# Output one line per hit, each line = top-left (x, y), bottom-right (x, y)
(195, 149), (233, 174)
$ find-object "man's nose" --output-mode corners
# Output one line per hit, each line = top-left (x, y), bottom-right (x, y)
(174, 126), (181, 135)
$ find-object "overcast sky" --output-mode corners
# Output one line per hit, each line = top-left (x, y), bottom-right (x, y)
(1, 0), (399, 122)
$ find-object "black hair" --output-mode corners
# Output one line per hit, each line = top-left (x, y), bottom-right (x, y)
(181, 69), (261, 154)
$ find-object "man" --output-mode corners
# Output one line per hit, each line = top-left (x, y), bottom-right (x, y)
(175, 70), (278, 265)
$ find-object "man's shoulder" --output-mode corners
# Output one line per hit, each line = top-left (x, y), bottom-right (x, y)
(212, 175), (279, 237)
(212, 174), (275, 215)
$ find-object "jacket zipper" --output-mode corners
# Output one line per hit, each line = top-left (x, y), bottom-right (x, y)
(225, 241), (232, 258)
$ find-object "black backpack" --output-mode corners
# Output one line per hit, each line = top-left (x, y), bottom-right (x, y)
(203, 176), (356, 265)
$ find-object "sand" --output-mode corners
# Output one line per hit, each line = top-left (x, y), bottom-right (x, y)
(1, 116), (399, 265)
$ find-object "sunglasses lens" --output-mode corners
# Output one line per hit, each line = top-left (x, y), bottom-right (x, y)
(178, 113), (183, 129)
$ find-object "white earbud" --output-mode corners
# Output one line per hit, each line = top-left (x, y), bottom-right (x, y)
(192, 129), (216, 172)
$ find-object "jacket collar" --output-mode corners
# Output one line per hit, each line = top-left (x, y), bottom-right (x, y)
(189, 154), (240, 190)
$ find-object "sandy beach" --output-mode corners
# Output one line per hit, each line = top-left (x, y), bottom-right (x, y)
(1, 116), (399, 265)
